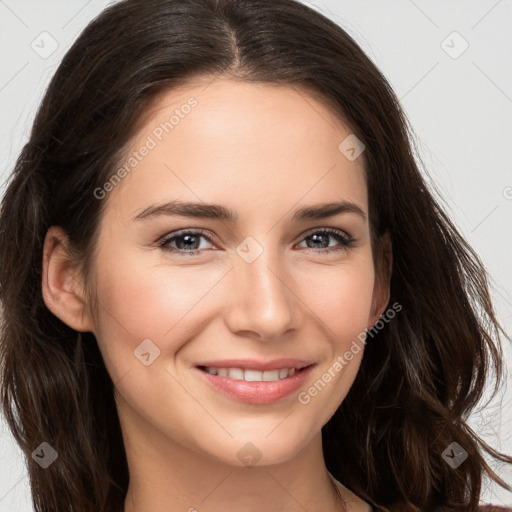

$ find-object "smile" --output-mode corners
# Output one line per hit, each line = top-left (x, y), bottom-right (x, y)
(198, 366), (298, 381)
(194, 364), (315, 404)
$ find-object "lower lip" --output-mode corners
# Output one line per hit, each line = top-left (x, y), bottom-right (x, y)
(194, 365), (315, 404)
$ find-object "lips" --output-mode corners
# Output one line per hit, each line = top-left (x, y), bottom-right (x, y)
(193, 359), (316, 404)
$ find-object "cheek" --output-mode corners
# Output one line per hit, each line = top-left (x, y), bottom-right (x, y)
(91, 245), (228, 376)
(296, 254), (375, 411)
(303, 255), (376, 346)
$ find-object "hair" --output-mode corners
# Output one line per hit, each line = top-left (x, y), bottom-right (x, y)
(0, 0), (511, 511)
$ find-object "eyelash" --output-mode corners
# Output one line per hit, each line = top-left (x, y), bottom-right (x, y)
(158, 227), (355, 256)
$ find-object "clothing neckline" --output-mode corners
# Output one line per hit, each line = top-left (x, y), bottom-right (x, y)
(328, 471), (376, 511)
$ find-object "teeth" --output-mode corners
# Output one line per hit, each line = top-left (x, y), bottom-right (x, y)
(228, 368), (244, 380)
(244, 369), (263, 381)
(262, 370), (280, 381)
(202, 366), (299, 381)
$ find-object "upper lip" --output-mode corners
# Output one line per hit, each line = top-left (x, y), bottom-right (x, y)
(195, 358), (315, 371)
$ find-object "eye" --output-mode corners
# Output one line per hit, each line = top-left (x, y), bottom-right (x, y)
(159, 229), (215, 256)
(296, 228), (355, 254)
(158, 227), (355, 256)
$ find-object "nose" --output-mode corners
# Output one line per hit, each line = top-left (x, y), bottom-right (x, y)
(223, 247), (299, 341)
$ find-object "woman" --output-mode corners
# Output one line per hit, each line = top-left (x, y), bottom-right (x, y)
(0, 0), (510, 511)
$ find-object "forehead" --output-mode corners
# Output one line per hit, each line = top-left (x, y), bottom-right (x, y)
(105, 77), (368, 223)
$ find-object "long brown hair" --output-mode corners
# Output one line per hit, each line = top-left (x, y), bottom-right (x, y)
(0, 1), (510, 511)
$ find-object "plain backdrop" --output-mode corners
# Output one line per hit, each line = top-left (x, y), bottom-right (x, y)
(0, 0), (511, 509)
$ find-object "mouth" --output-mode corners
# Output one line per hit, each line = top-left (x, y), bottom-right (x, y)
(196, 365), (308, 381)
(194, 363), (316, 404)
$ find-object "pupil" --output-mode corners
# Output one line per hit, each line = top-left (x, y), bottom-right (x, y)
(310, 234), (327, 248)
(179, 234), (198, 250)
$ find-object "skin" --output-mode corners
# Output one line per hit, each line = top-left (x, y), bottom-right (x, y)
(42, 77), (391, 512)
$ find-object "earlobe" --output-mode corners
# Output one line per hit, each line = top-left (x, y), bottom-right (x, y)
(41, 226), (95, 333)
(368, 231), (393, 327)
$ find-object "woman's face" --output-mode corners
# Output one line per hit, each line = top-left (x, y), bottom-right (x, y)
(74, 78), (389, 467)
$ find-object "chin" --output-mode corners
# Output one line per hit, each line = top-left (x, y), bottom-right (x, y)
(196, 423), (315, 468)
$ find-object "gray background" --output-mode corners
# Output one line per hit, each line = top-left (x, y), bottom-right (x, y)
(0, 0), (511, 509)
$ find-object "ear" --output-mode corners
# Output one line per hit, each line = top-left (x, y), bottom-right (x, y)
(368, 231), (392, 327)
(41, 226), (95, 333)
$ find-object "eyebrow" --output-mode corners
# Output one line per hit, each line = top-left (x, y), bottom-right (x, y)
(131, 200), (366, 223)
